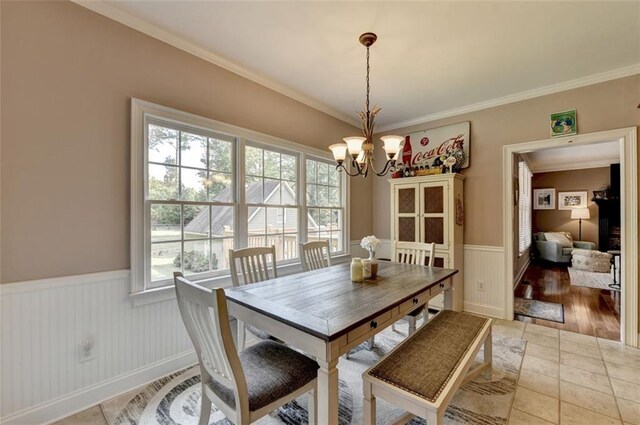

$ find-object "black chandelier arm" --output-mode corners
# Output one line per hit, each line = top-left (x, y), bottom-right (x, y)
(369, 159), (397, 177)
(335, 161), (364, 177)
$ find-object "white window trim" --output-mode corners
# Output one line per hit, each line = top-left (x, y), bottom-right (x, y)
(130, 98), (350, 302)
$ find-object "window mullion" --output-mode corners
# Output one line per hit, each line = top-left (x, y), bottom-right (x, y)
(237, 137), (248, 250)
(300, 153), (308, 244)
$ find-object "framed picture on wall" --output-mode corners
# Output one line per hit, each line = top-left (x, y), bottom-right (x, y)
(533, 188), (555, 210)
(558, 191), (588, 210)
(550, 109), (577, 138)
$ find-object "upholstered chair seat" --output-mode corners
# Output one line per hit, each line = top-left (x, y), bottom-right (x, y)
(210, 340), (319, 411)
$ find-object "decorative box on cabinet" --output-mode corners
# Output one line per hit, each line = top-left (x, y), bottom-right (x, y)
(389, 173), (464, 311)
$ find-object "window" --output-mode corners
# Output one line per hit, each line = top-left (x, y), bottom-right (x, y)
(518, 161), (532, 255)
(147, 120), (236, 288)
(245, 144), (299, 261)
(306, 158), (344, 253)
(132, 100), (348, 292)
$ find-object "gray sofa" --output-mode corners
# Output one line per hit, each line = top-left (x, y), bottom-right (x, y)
(533, 232), (597, 263)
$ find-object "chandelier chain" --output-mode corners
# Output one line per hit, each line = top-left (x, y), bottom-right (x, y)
(366, 45), (370, 118)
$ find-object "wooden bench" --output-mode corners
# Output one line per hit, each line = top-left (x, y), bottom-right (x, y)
(362, 310), (492, 425)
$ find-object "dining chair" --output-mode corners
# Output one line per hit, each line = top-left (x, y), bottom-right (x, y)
(300, 240), (332, 271)
(391, 241), (437, 336)
(174, 273), (318, 425)
(229, 246), (278, 349)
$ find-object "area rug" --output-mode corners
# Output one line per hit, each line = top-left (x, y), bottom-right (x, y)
(514, 297), (564, 323)
(568, 267), (617, 291)
(101, 322), (525, 425)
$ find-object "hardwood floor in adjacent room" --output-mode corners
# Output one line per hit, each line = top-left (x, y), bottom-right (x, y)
(514, 261), (620, 341)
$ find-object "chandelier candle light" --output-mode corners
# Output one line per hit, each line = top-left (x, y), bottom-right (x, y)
(329, 33), (403, 177)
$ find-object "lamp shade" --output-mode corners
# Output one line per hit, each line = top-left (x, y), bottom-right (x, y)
(380, 135), (403, 159)
(571, 208), (590, 220)
(343, 137), (365, 157)
(329, 143), (348, 162)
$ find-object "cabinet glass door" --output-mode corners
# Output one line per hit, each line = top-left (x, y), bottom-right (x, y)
(420, 182), (449, 248)
(395, 185), (419, 242)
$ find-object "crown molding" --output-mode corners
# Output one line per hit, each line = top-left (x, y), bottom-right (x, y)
(70, 0), (359, 127)
(377, 64), (640, 133)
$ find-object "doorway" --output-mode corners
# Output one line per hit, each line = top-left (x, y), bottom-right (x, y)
(502, 127), (638, 346)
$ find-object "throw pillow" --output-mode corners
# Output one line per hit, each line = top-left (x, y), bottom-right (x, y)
(544, 232), (573, 248)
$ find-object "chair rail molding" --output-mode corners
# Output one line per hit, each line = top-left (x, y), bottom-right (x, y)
(503, 127), (638, 347)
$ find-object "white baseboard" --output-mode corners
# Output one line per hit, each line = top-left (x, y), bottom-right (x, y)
(2, 351), (197, 425)
(463, 302), (505, 319)
(513, 257), (531, 290)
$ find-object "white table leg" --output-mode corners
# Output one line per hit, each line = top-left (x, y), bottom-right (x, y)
(444, 279), (453, 310)
(317, 358), (339, 425)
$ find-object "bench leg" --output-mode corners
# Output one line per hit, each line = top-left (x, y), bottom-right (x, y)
(367, 337), (375, 350)
(427, 411), (443, 425)
(484, 329), (493, 367)
(363, 381), (376, 425)
(308, 387), (317, 425)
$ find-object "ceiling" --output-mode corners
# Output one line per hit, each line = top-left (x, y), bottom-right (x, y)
(524, 141), (620, 173)
(86, 1), (639, 130)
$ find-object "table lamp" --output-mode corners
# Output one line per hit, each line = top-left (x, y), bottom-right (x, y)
(571, 208), (590, 241)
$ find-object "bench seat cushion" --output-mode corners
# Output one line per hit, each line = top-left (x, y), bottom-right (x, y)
(209, 340), (318, 411)
(368, 310), (489, 403)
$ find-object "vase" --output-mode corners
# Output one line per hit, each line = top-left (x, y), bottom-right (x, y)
(368, 250), (379, 278)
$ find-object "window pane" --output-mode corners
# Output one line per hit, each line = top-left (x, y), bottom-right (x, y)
(329, 186), (340, 207)
(282, 233), (298, 260)
(211, 206), (234, 238)
(306, 159), (316, 184)
(151, 204), (181, 242)
(281, 154), (296, 181)
(212, 238), (233, 270)
(264, 179), (281, 204)
(328, 166), (339, 187)
(148, 124), (178, 165)
(266, 207), (281, 234)
(282, 182), (296, 205)
(181, 168), (207, 201)
(245, 146), (263, 176)
(318, 162), (329, 185)
(330, 230), (343, 252)
(209, 138), (232, 172)
(208, 172), (232, 201)
(285, 208), (298, 234)
(248, 206), (265, 237)
(149, 164), (179, 200)
(317, 185), (329, 206)
(308, 208), (319, 232)
(331, 209), (342, 231)
(183, 205), (209, 239)
(264, 150), (280, 179)
(183, 240), (211, 276)
(180, 132), (208, 169)
(245, 176), (263, 204)
(151, 241), (181, 282)
(307, 184), (317, 206)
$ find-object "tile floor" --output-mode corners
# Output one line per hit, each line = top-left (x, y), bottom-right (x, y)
(55, 321), (640, 425)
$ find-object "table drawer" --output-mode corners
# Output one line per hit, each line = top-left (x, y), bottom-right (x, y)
(398, 290), (430, 316)
(430, 279), (451, 297)
(347, 310), (393, 343)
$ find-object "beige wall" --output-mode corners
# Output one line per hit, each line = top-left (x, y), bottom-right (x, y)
(532, 167), (611, 245)
(373, 74), (640, 247)
(0, 1), (371, 283)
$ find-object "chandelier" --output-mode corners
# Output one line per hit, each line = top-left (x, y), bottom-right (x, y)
(329, 32), (403, 177)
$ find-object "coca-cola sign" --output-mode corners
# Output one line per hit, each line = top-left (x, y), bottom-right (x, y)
(397, 121), (470, 170)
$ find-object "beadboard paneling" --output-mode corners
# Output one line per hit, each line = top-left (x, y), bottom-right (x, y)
(462, 245), (505, 318)
(0, 271), (194, 424)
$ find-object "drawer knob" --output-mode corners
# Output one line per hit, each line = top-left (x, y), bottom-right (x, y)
(439, 282), (445, 288)
(370, 320), (378, 329)
(413, 297), (418, 304)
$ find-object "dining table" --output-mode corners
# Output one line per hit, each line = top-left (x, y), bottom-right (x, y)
(225, 260), (458, 425)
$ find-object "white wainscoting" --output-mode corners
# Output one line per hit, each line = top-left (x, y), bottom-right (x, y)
(462, 245), (506, 319)
(0, 271), (195, 425)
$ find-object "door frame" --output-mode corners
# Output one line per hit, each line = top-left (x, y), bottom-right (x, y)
(502, 127), (638, 346)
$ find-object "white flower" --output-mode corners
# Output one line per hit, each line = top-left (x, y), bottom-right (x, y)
(361, 235), (381, 252)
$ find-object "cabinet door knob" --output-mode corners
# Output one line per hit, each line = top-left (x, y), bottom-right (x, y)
(439, 282), (445, 288)
(370, 320), (378, 329)
(413, 297), (418, 304)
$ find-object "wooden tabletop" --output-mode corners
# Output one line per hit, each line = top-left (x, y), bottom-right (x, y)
(225, 262), (458, 342)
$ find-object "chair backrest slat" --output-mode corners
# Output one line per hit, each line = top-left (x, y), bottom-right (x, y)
(300, 240), (332, 272)
(393, 241), (437, 267)
(173, 273), (246, 396)
(229, 246), (278, 286)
